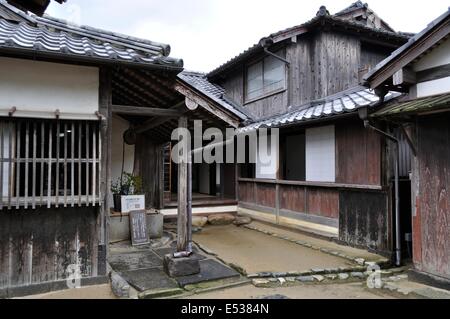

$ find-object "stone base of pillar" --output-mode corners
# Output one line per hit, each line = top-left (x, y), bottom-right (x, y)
(163, 254), (201, 277)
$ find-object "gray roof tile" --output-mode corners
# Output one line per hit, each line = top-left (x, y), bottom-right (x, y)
(237, 86), (401, 133)
(0, 1), (183, 69)
(178, 71), (253, 121)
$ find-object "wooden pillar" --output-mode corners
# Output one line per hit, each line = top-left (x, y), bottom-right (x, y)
(177, 116), (188, 252)
(98, 66), (112, 276)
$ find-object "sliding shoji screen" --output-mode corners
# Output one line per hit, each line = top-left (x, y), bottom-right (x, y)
(0, 119), (101, 209)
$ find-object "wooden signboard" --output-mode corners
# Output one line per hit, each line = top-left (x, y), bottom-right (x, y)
(129, 210), (150, 246)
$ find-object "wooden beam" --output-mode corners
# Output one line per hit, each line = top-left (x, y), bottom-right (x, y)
(393, 68), (416, 86)
(175, 81), (240, 128)
(112, 105), (181, 117)
(369, 20), (450, 89)
(177, 116), (188, 252)
(417, 63), (450, 83)
(134, 101), (186, 134)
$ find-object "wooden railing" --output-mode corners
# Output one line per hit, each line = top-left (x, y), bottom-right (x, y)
(238, 178), (384, 223)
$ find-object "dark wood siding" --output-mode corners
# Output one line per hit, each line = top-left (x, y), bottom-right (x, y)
(311, 31), (360, 100)
(286, 37), (314, 107)
(134, 135), (164, 209)
(220, 31), (364, 119)
(280, 184), (306, 213)
(335, 120), (382, 186)
(415, 113), (450, 279)
(339, 190), (390, 254)
(0, 207), (99, 293)
(307, 188), (339, 219)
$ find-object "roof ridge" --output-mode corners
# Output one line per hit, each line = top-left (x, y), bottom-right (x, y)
(0, 0), (35, 23)
(181, 70), (207, 77)
(36, 14), (171, 56)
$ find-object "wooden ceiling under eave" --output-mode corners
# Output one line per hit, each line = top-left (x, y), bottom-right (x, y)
(111, 67), (236, 144)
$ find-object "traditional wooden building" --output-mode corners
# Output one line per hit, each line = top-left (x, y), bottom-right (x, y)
(364, 8), (450, 286)
(183, 2), (412, 259)
(0, 0), (252, 296)
(0, 1), (187, 297)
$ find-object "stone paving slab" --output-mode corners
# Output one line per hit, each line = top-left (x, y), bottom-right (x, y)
(109, 251), (163, 272)
(120, 268), (179, 292)
(193, 225), (351, 274)
(175, 259), (240, 287)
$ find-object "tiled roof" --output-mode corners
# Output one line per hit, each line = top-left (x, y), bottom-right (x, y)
(0, 1), (183, 70)
(238, 86), (401, 133)
(178, 71), (252, 121)
(371, 93), (450, 117)
(364, 8), (450, 83)
(335, 1), (368, 16)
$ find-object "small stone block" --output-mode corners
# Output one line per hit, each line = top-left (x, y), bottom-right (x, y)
(351, 272), (365, 279)
(297, 276), (315, 283)
(163, 254), (200, 278)
(338, 273), (350, 280)
(313, 275), (325, 282)
(253, 279), (271, 288)
(355, 258), (365, 266)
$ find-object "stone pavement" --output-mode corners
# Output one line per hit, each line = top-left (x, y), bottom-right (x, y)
(108, 233), (240, 299)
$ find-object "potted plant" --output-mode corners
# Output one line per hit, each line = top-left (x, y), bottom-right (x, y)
(111, 173), (145, 213)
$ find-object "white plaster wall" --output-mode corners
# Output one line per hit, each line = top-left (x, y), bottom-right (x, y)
(415, 76), (450, 98)
(413, 38), (450, 72)
(305, 125), (336, 182)
(110, 116), (135, 206)
(0, 57), (99, 118)
(256, 134), (279, 180)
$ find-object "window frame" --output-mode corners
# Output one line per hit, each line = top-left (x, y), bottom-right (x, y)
(244, 49), (287, 104)
(0, 118), (101, 210)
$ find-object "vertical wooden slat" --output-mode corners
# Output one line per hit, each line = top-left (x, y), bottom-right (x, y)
(24, 122), (29, 209)
(92, 123), (97, 206)
(56, 122), (60, 208)
(86, 122), (90, 206)
(32, 122), (37, 209)
(78, 122), (82, 206)
(47, 122), (52, 208)
(98, 123), (102, 207)
(0, 122), (4, 210)
(16, 121), (21, 209)
(40, 122), (44, 206)
(8, 122), (13, 209)
(63, 123), (68, 207)
(71, 122), (75, 207)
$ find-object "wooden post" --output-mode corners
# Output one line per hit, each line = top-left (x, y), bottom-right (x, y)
(98, 66), (112, 276)
(177, 116), (188, 252)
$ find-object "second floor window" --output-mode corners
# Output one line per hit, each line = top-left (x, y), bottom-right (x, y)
(245, 50), (286, 102)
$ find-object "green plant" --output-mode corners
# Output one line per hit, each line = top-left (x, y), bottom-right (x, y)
(111, 173), (143, 195)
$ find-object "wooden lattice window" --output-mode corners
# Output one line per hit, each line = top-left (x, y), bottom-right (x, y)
(0, 119), (101, 209)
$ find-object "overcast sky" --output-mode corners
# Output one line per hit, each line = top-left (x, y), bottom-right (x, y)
(47, 0), (448, 72)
